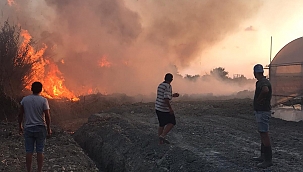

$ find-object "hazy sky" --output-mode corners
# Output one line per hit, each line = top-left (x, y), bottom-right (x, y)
(173, 0), (303, 78)
(1, 0), (303, 96)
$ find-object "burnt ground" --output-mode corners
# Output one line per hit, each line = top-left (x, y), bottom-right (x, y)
(0, 123), (98, 172)
(1, 98), (303, 171)
(74, 98), (303, 172)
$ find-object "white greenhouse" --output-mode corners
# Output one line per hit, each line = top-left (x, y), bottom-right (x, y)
(269, 37), (303, 121)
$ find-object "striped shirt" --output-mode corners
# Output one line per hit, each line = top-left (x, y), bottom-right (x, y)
(155, 82), (172, 112)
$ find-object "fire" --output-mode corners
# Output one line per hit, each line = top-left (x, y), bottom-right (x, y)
(41, 59), (79, 101)
(7, 0), (15, 6)
(98, 56), (111, 67)
(20, 29), (79, 101)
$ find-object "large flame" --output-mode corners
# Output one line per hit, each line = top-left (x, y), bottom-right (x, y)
(20, 29), (79, 101)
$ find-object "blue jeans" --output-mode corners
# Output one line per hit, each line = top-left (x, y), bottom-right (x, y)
(254, 111), (271, 132)
(24, 125), (47, 153)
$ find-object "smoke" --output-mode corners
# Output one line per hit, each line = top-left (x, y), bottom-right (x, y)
(1, 0), (261, 96)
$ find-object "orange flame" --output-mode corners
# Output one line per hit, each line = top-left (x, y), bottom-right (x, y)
(98, 56), (111, 67)
(20, 29), (79, 101)
(7, 0), (15, 6)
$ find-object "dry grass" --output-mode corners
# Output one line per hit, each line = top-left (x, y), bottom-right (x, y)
(49, 93), (135, 131)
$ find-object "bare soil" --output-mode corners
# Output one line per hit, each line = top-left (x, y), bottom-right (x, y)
(0, 93), (134, 172)
(0, 123), (98, 172)
(1, 98), (303, 172)
(74, 98), (303, 172)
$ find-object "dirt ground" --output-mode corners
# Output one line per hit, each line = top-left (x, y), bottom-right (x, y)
(1, 98), (303, 171)
(0, 93), (134, 172)
(74, 98), (303, 172)
(0, 123), (98, 172)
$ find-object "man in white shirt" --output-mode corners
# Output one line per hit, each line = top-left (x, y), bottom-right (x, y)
(18, 82), (52, 172)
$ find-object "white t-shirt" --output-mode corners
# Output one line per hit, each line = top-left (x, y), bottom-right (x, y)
(155, 82), (172, 112)
(20, 94), (50, 128)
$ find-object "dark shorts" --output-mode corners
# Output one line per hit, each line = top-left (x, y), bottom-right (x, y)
(24, 125), (47, 153)
(156, 110), (176, 127)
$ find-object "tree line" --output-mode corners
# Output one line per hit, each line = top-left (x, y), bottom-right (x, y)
(182, 67), (254, 86)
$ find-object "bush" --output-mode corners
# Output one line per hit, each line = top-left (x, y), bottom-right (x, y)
(0, 87), (19, 121)
(0, 20), (36, 121)
(0, 20), (35, 97)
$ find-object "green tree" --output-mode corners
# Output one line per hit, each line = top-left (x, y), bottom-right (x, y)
(210, 67), (229, 80)
(184, 74), (200, 81)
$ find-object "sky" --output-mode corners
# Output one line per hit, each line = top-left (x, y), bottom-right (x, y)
(173, 0), (303, 78)
(1, 0), (303, 96)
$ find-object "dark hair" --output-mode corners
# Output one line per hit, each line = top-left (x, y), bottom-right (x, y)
(164, 73), (173, 82)
(31, 82), (43, 94)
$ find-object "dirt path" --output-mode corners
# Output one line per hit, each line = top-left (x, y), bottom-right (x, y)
(75, 99), (303, 171)
(3, 98), (302, 171)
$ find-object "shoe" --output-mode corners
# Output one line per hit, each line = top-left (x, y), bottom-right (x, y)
(159, 136), (170, 144)
(257, 161), (273, 168)
(257, 146), (272, 168)
(252, 153), (264, 162)
(253, 143), (265, 162)
(159, 137), (164, 145)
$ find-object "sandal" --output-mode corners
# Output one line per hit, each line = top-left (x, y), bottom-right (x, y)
(159, 136), (170, 144)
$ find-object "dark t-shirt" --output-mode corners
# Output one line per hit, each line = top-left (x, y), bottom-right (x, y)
(253, 77), (272, 111)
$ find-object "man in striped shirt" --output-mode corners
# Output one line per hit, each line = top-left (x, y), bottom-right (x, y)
(155, 73), (179, 144)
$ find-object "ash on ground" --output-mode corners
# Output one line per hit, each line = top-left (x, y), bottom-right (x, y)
(0, 123), (98, 172)
(74, 98), (303, 172)
(1, 98), (303, 172)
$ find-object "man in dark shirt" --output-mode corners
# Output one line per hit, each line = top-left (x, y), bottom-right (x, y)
(252, 64), (273, 168)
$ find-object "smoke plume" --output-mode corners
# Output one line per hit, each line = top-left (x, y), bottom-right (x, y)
(1, 0), (261, 96)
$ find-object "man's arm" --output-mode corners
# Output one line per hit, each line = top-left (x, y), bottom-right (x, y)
(44, 109), (52, 136)
(257, 86), (269, 103)
(18, 105), (24, 135)
(164, 98), (174, 114)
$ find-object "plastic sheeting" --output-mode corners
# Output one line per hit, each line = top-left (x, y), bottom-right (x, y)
(269, 37), (303, 106)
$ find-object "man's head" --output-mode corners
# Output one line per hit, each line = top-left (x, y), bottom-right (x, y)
(253, 64), (264, 79)
(164, 73), (173, 83)
(31, 82), (43, 94)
